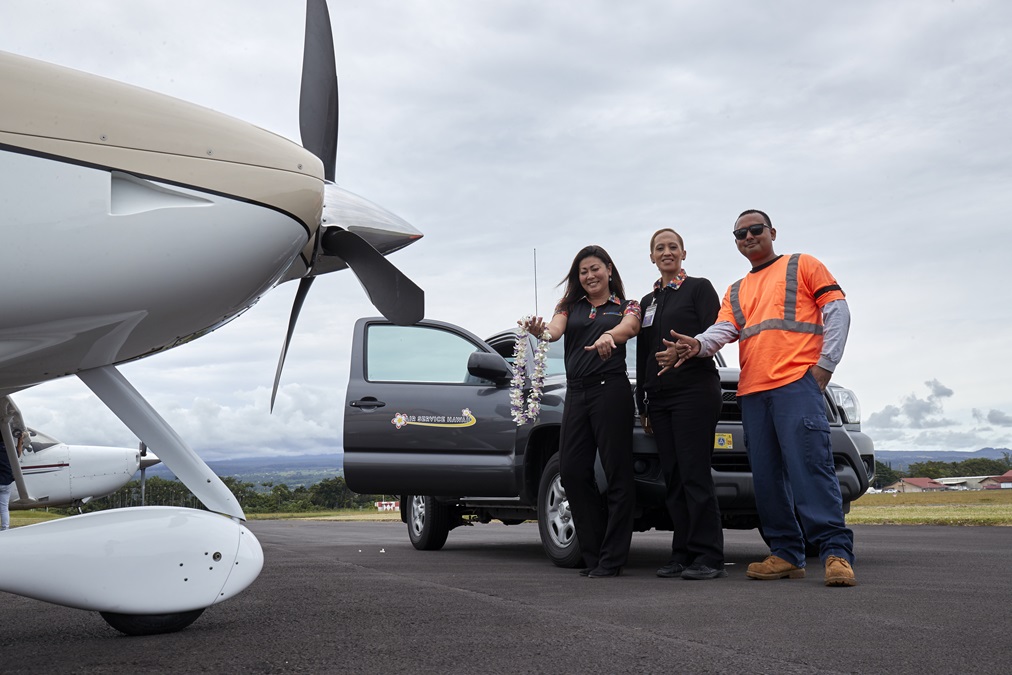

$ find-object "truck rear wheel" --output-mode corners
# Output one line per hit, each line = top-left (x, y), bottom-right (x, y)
(537, 453), (584, 568)
(406, 495), (450, 550)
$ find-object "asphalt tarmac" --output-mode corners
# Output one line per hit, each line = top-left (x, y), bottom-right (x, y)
(2, 521), (1010, 674)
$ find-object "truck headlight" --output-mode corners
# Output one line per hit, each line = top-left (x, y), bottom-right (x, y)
(830, 386), (861, 424)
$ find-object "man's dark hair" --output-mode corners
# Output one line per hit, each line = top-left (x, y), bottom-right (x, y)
(737, 209), (772, 228)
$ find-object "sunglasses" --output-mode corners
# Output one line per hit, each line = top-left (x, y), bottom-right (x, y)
(733, 223), (770, 240)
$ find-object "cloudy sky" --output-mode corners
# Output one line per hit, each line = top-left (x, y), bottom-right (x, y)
(3, 0), (1010, 459)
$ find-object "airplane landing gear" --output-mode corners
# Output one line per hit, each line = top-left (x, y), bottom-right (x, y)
(100, 609), (205, 636)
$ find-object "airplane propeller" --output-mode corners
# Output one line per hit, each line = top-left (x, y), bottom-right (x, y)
(299, 0), (338, 182)
(271, 0), (425, 411)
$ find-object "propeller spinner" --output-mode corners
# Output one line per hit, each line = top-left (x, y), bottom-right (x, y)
(272, 0), (425, 410)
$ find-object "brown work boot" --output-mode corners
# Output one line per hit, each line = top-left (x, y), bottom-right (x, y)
(824, 555), (857, 587)
(746, 555), (806, 580)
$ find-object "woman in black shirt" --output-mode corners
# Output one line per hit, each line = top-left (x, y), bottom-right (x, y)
(636, 228), (726, 580)
(524, 245), (640, 577)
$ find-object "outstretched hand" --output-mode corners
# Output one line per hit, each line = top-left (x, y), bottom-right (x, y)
(584, 332), (616, 360)
(520, 316), (547, 337)
(656, 330), (699, 375)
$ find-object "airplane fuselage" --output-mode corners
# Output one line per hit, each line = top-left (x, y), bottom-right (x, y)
(0, 51), (325, 394)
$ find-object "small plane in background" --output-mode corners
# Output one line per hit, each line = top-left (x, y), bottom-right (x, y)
(3, 397), (160, 511)
(0, 0), (423, 635)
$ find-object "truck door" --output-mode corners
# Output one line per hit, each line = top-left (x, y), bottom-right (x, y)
(344, 318), (518, 496)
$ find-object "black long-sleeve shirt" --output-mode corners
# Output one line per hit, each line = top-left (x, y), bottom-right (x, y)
(635, 276), (720, 416)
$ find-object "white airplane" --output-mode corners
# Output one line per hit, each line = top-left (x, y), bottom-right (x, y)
(3, 398), (160, 510)
(0, 0), (423, 635)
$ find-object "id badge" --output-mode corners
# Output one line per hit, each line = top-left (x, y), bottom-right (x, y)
(642, 302), (656, 328)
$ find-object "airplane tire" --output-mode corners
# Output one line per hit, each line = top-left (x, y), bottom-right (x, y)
(100, 608), (205, 636)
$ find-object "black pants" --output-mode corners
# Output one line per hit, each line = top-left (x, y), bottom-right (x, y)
(559, 373), (635, 571)
(647, 372), (724, 568)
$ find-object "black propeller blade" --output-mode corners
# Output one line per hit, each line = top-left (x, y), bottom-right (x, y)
(272, 0), (424, 411)
(271, 276), (315, 412)
(299, 0), (338, 181)
(321, 228), (424, 326)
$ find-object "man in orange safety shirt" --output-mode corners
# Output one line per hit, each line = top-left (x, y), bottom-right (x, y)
(667, 209), (856, 587)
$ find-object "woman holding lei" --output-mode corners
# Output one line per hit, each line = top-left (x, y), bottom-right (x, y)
(522, 245), (640, 578)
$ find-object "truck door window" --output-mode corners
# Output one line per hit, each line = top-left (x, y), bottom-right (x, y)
(366, 324), (482, 384)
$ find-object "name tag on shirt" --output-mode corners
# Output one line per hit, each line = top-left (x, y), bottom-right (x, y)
(642, 302), (656, 328)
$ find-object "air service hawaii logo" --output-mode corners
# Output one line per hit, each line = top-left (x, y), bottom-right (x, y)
(392, 408), (475, 429)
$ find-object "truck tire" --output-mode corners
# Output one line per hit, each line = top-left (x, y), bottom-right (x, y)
(537, 453), (584, 568)
(406, 494), (450, 551)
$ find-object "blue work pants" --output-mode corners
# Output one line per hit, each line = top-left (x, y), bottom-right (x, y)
(739, 371), (854, 567)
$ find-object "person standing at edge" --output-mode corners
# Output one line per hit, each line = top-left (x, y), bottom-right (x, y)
(524, 245), (641, 578)
(636, 228), (726, 580)
(0, 435), (16, 532)
(666, 210), (857, 587)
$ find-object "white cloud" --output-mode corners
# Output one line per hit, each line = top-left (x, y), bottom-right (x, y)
(3, 0), (1011, 458)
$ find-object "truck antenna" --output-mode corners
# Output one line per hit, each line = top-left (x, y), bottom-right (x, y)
(533, 248), (539, 316)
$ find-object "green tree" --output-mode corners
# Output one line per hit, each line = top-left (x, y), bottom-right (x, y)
(906, 460), (955, 479)
(873, 461), (903, 489)
(954, 458), (1010, 477)
(310, 476), (355, 508)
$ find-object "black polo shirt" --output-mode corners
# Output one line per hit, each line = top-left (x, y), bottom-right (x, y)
(557, 294), (640, 380)
(635, 276), (720, 414)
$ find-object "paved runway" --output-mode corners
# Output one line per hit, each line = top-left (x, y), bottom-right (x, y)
(3, 521), (1010, 673)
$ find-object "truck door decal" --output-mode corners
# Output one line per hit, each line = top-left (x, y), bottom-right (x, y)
(391, 408), (476, 429)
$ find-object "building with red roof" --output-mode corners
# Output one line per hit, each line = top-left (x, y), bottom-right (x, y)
(884, 477), (949, 493)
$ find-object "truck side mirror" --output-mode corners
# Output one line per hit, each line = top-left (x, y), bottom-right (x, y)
(467, 352), (513, 384)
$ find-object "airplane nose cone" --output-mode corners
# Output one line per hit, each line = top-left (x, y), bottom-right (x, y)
(322, 182), (423, 255)
(139, 451), (162, 470)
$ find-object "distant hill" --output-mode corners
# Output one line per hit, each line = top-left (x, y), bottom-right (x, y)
(876, 447), (1010, 471)
(146, 453), (344, 488)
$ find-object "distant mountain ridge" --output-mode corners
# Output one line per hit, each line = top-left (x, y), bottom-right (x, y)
(147, 453), (344, 488)
(143, 449), (1010, 484)
(876, 447), (1010, 471)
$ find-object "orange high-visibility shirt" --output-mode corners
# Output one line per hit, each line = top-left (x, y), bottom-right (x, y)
(716, 253), (845, 396)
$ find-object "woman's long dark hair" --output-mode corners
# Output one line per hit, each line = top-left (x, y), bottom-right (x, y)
(557, 245), (627, 311)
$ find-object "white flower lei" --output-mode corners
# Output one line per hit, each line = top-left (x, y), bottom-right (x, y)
(511, 318), (551, 426)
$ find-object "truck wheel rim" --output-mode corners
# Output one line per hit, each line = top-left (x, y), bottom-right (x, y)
(545, 474), (574, 548)
(410, 495), (426, 535)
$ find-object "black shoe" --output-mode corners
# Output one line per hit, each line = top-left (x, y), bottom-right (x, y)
(578, 568), (592, 577)
(587, 566), (623, 578)
(656, 562), (687, 578)
(681, 563), (728, 580)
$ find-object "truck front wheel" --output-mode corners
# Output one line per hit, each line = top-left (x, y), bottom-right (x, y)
(537, 453), (584, 568)
(406, 495), (450, 551)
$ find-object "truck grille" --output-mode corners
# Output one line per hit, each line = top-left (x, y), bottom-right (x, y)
(720, 390), (742, 422)
(711, 452), (751, 472)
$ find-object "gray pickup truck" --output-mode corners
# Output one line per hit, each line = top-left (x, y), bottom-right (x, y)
(344, 317), (875, 567)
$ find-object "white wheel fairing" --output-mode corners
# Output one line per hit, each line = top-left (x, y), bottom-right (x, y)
(0, 507), (263, 613)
